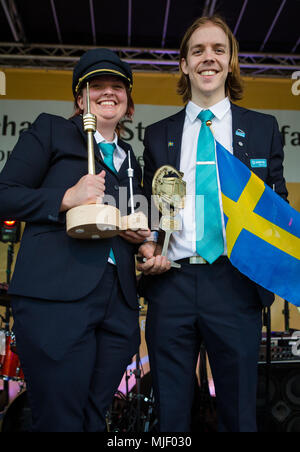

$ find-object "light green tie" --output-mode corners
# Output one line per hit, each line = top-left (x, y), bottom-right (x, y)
(195, 110), (224, 263)
(99, 142), (117, 174)
(98, 142), (117, 264)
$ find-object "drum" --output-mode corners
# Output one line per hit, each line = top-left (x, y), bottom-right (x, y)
(0, 330), (25, 381)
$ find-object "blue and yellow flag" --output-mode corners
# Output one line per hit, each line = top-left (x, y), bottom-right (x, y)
(216, 141), (300, 307)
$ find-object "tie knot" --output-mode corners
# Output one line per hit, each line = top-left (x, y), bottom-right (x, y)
(198, 110), (214, 125)
(98, 142), (116, 158)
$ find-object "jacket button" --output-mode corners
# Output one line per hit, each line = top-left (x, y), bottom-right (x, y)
(114, 185), (119, 190)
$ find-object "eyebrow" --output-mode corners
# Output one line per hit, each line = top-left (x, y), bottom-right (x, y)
(190, 43), (227, 50)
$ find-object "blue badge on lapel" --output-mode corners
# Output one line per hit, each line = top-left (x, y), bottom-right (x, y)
(235, 129), (246, 138)
(168, 141), (174, 148)
(250, 159), (267, 168)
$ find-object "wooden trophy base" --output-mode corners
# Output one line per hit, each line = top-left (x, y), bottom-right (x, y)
(66, 204), (121, 239)
(66, 205), (148, 239)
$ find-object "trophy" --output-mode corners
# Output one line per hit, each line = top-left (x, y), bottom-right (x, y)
(66, 82), (148, 239)
(152, 165), (186, 268)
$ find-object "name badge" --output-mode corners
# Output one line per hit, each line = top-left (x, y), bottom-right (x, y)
(250, 159), (267, 168)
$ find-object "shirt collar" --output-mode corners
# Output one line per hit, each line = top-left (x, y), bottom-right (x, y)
(94, 130), (118, 146)
(186, 97), (231, 123)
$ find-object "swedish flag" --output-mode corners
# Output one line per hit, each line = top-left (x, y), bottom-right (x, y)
(216, 141), (300, 307)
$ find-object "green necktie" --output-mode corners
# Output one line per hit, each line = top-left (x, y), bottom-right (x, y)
(99, 142), (117, 174)
(98, 142), (117, 264)
(195, 110), (224, 263)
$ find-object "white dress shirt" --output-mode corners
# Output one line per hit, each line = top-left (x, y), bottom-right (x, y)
(167, 97), (233, 262)
(94, 130), (127, 265)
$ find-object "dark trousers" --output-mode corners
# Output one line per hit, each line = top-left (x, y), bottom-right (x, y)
(11, 264), (140, 432)
(145, 259), (262, 432)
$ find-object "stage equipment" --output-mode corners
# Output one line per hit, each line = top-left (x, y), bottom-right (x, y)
(0, 330), (24, 382)
(257, 361), (300, 432)
(106, 299), (157, 433)
(259, 331), (300, 364)
(0, 220), (21, 243)
(66, 81), (147, 239)
(106, 374), (157, 433)
(0, 225), (22, 413)
(152, 165), (186, 268)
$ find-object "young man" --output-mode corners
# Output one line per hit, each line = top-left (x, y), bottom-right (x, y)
(138, 16), (288, 432)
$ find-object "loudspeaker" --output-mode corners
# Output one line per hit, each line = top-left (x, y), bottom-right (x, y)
(257, 362), (300, 432)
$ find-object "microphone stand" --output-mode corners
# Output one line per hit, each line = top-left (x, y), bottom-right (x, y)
(133, 350), (142, 432)
(283, 300), (290, 333)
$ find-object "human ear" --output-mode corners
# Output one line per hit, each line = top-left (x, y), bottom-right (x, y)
(181, 58), (189, 75)
(77, 93), (84, 111)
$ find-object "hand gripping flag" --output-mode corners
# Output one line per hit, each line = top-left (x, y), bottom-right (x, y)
(216, 141), (300, 307)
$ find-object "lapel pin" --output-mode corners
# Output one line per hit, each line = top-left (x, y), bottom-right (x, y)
(168, 141), (174, 148)
(235, 129), (246, 138)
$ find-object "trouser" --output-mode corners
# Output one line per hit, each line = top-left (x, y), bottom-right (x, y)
(11, 264), (140, 432)
(145, 258), (263, 432)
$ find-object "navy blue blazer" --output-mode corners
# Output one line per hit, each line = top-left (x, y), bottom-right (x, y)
(0, 113), (143, 308)
(142, 103), (288, 307)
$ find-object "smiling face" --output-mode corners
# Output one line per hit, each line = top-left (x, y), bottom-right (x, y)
(77, 75), (128, 133)
(181, 23), (232, 106)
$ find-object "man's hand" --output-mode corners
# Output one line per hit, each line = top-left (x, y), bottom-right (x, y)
(60, 170), (106, 212)
(137, 241), (171, 275)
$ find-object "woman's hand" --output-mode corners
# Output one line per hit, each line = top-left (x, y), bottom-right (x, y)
(60, 170), (106, 211)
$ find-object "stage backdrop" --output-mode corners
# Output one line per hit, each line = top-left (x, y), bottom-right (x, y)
(0, 68), (299, 331)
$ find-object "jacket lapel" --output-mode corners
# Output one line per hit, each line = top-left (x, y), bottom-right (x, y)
(166, 108), (186, 170)
(70, 115), (98, 159)
(231, 103), (249, 166)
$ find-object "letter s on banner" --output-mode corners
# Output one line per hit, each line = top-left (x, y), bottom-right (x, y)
(291, 71), (300, 96)
(0, 71), (6, 95)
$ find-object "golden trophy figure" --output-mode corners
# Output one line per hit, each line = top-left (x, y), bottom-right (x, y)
(66, 82), (148, 239)
(152, 165), (186, 268)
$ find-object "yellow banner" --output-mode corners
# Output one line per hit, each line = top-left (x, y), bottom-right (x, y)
(0, 68), (300, 110)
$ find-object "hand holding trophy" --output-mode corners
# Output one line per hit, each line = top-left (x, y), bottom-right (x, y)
(152, 165), (186, 268)
(66, 81), (148, 239)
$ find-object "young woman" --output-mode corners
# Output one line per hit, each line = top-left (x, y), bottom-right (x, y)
(0, 48), (150, 432)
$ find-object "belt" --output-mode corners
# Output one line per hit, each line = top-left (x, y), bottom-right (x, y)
(176, 255), (228, 265)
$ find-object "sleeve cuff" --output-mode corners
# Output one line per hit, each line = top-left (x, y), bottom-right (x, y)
(143, 230), (158, 243)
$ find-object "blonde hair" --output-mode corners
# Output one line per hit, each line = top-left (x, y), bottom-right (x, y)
(177, 15), (244, 103)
